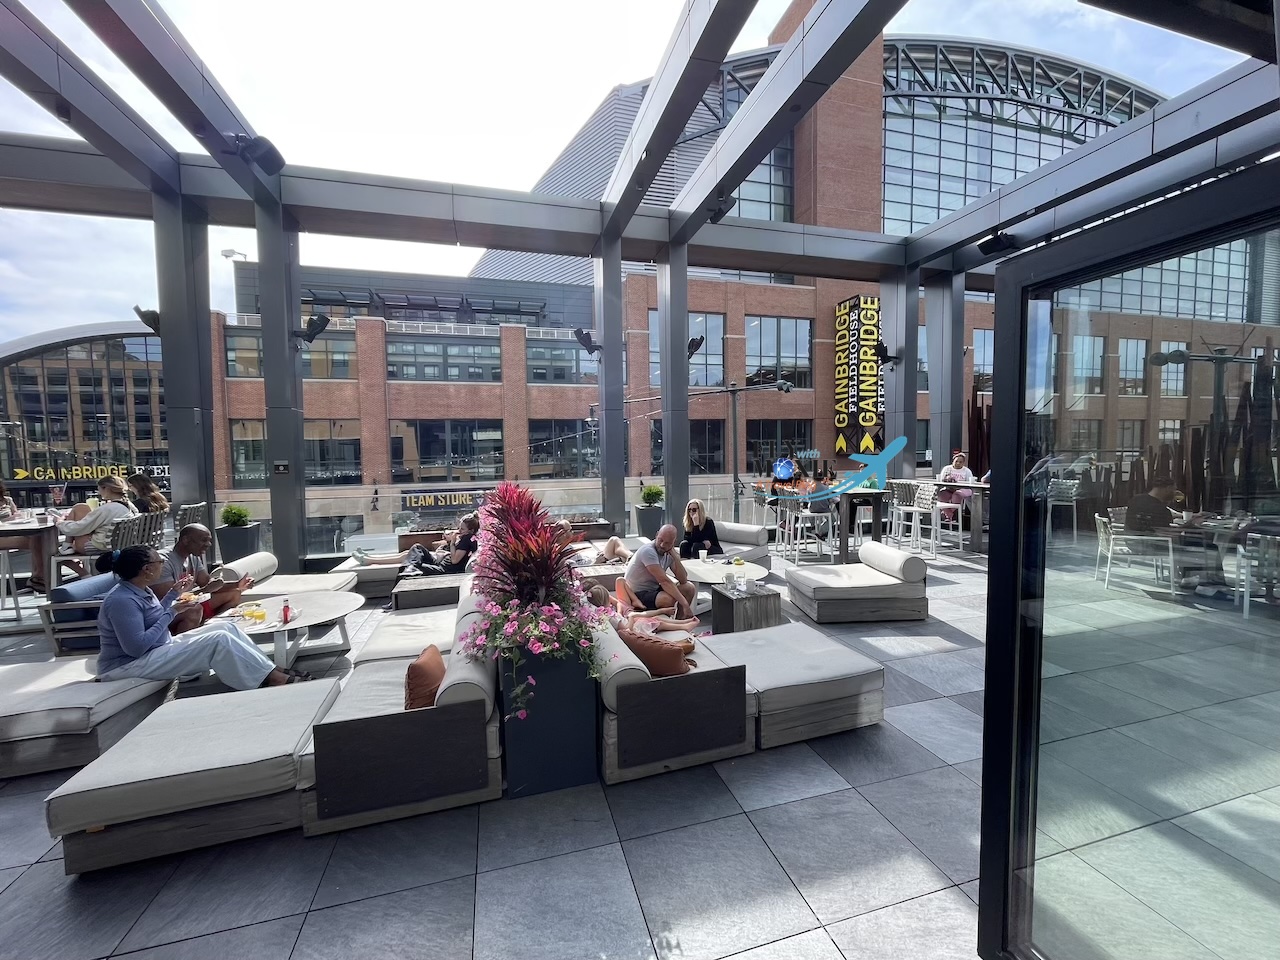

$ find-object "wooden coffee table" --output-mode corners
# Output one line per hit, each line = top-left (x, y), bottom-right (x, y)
(215, 590), (363, 667)
(710, 582), (783, 634)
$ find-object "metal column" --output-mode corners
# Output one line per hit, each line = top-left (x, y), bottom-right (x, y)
(925, 272), (966, 466)
(658, 242), (690, 526)
(255, 198), (306, 572)
(593, 233), (626, 534)
(152, 189), (215, 513)
(881, 265), (920, 478)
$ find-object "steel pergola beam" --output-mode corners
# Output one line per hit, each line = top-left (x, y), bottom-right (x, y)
(905, 57), (1280, 267)
(601, 0), (757, 238)
(668, 0), (907, 245)
(65, 0), (280, 203)
(0, 0), (180, 194)
(1081, 0), (1276, 63)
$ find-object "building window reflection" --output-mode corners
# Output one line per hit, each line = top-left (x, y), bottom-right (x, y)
(230, 419), (267, 489)
(389, 419), (504, 484)
(746, 316), (813, 389)
(648, 311), (725, 387)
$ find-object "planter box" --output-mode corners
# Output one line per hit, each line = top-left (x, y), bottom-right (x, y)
(500, 652), (599, 798)
(215, 522), (261, 564)
(634, 504), (663, 540)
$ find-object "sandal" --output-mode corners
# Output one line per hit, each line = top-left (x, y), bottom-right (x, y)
(284, 673), (314, 683)
(285, 667), (313, 680)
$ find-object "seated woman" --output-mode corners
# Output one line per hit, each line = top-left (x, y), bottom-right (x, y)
(354, 512), (480, 576)
(51, 475), (138, 574)
(679, 499), (723, 559)
(127, 472), (169, 515)
(554, 520), (632, 565)
(937, 453), (976, 518)
(95, 545), (306, 688)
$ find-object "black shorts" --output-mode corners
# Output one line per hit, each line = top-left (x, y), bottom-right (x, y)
(633, 585), (663, 609)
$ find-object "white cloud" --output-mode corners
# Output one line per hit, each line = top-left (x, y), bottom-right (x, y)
(0, 0), (1248, 346)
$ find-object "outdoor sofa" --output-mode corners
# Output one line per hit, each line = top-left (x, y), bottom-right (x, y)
(784, 541), (928, 622)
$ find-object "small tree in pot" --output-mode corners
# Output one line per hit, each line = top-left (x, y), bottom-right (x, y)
(215, 504), (261, 563)
(635, 483), (665, 539)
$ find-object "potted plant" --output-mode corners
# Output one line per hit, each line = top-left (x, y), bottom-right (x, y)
(635, 483), (665, 539)
(215, 504), (261, 563)
(458, 482), (607, 798)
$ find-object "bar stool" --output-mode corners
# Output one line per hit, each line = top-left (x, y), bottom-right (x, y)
(896, 482), (940, 558)
(1046, 480), (1080, 545)
(0, 549), (25, 620)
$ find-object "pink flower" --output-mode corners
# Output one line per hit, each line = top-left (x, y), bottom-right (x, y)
(528, 640), (544, 655)
(552, 642), (560, 649)
(527, 676), (537, 686)
(579, 638), (591, 648)
(502, 621), (518, 637)
(516, 709), (527, 720)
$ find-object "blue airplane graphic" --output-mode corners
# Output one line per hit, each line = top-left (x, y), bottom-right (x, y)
(771, 435), (909, 502)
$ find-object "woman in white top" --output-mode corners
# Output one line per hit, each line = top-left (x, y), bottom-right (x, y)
(53, 475), (138, 557)
(937, 452), (976, 517)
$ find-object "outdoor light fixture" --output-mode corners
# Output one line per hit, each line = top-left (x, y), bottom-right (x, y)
(775, 381), (793, 393)
(573, 328), (603, 356)
(54, 100), (71, 123)
(872, 341), (900, 366)
(687, 335), (705, 360)
(707, 188), (737, 224)
(1148, 349), (1190, 366)
(977, 231), (1018, 256)
(220, 249), (248, 261)
(132, 306), (160, 333)
(232, 135), (286, 176)
(292, 313), (330, 345)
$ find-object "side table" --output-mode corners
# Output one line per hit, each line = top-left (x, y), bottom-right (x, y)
(710, 582), (783, 634)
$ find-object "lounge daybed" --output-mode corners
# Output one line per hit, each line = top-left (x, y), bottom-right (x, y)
(596, 619), (884, 783)
(784, 541), (928, 622)
(227, 552), (358, 598)
(0, 658), (172, 778)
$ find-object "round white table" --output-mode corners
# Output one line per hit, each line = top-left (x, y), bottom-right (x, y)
(215, 590), (364, 667)
(681, 558), (769, 585)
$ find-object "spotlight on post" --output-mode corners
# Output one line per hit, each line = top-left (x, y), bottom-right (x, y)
(687, 335), (705, 360)
(235, 135), (286, 176)
(776, 380), (793, 393)
(293, 313), (330, 345)
(132, 305), (160, 333)
(706, 188), (737, 224)
(573, 328), (603, 357)
(977, 231), (1018, 257)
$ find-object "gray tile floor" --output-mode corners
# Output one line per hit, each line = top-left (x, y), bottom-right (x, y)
(1, 535), (1277, 959)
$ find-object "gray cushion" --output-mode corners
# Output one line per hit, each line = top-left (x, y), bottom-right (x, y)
(0, 659), (167, 742)
(242, 572), (357, 598)
(48, 573), (117, 623)
(701, 623), (883, 714)
(436, 641), (497, 721)
(353, 607), (458, 665)
(219, 551), (278, 584)
(595, 622), (651, 712)
(859, 542), (927, 582)
(46, 679), (339, 836)
(716, 521), (768, 547)
(784, 563), (926, 600)
(720, 542), (768, 565)
(331, 556), (400, 583)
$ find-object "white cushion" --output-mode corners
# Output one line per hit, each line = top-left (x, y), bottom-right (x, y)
(0, 659), (167, 742)
(46, 679), (340, 836)
(785, 564), (925, 600)
(859, 541), (927, 582)
(701, 623), (883, 715)
(720, 542), (768, 564)
(716, 521), (768, 547)
(353, 607), (458, 665)
(219, 551), (278, 583)
(242, 572), (357, 597)
(436, 642), (497, 720)
(331, 556), (400, 583)
(595, 623), (651, 712)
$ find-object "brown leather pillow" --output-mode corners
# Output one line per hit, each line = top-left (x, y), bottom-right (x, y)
(405, 645), (446, 710)
(618, 627), (690, 677)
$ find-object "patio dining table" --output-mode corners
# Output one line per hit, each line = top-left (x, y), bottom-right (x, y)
(0, 514), (59, 635)
(934, 480), (992, 554)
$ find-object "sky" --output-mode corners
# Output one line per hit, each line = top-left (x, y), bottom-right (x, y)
(0, 0), (1245, 342)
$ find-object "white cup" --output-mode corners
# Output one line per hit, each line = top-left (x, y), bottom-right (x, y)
(1183, 511), (1194, 522)
(699, 549), (708, 561)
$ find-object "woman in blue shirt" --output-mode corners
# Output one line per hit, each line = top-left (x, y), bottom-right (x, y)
(96, 545), (306, 689)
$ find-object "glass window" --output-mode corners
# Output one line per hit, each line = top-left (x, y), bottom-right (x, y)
(225, 334), (263, 377)
(1116, 418), (1144, 454)
(1160, 340), (1188, 396)
(1117, 338), (1147, 395)
(528, 419), (599, 479)
(746, 316), (813, 389)
(389, 419), (504, 484)
(1158, 419), (1184, 444)
(1069, 418), (1103, 452)
(303, 420), (362, 485)
(1072, 335), (1105, 395)
(973, 329), (994, 392)
(525, 343), (599, 385)
(300, 335), (356, 379)
(385, 338), (501, 382)
(230, 420), (267, 489)
(648, 311), (725, 387)
(746, 420), (813, 475)
(649, 420), (725, 476)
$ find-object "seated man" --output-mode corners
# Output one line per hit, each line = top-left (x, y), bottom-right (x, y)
(142, 523), (253, 634)
(1126, 476), (1223, 587)
(1125, 477), (1177, 533)
(554, 519), (631, 566)
(622, 523), (695, 618)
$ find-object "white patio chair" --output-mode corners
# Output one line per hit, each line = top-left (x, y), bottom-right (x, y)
(1046, 479), (1080, 545)
(1094, 514), (1175, 598)
(1236, 532), (1280, 620)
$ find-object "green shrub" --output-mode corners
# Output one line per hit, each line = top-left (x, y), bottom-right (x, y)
(220, 504), (252, 527)
(640, 484), (665, 507)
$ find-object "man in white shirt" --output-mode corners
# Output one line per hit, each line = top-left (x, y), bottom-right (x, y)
(622, 524), (695, 617)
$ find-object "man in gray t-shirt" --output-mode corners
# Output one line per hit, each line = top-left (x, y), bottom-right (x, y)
(152, 524), (254, 631)
(623, 524), (695, 616)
